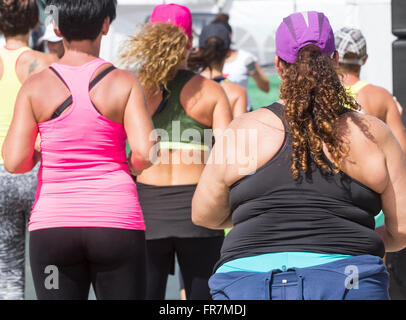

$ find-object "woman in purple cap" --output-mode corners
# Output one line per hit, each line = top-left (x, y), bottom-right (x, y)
(192, 11), (406, 300)
(120, 3), (232, 300)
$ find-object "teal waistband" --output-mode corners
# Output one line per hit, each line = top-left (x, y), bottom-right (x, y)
(216, 252), (353, 274)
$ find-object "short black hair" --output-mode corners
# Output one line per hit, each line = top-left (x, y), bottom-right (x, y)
(0, 0), (39, 37)
(46, 0), (117, 42)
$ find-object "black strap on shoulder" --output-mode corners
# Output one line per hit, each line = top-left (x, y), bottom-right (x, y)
(49, 65), (116, 121)
(264, 102), (284, 121)
(152, 89), (170, 118)
(49, 66), (69, 89)
(51, 96), (73, 120)
(50, 66), (72, 120)
(89, 65), (116, 91)
(212, 76), (226, 83)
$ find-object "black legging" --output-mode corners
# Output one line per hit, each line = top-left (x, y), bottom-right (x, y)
(146, 236), (224, 300)
(29, 227), (146, 300)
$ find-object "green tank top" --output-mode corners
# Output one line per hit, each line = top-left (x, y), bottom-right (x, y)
(153, 69), (211, 151)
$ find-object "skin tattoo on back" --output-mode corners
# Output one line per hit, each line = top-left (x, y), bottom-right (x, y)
(28, 60), (39, 75)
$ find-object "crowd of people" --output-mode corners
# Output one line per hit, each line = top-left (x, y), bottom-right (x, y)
(0, 0), (406, 301)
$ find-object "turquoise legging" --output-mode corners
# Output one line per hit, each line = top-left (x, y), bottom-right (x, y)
(375, 211), (385, 228)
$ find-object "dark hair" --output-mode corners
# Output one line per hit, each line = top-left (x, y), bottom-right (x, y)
(188, 37), (229, 72)
(0, 0), (39, 37)
(46, 0), (117, 42)
(212, 13), (232, 34)
(279, 45), (360, 180)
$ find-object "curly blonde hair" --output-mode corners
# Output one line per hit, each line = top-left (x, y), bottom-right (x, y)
(119, 22), (189, 96)
(279, 45), (361, 180)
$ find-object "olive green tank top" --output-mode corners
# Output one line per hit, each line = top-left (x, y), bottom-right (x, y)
(153, 69), (211, 151)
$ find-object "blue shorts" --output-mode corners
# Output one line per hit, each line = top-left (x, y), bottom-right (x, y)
(209, 255), (389, 300)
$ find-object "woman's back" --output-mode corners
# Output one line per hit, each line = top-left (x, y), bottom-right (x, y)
(218, 79), (247, 118)
(27, 58), (145, 232)
(192, 10), (406, 301)
(137, 71), (232, 186)
(222, 105), (388, 193)
(0, 46), (56, 162)
(217, 103), (390, 268)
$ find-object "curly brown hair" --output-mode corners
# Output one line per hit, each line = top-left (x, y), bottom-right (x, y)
(279, 45), (360, 180)
(118, 22), (189, 96)
(0, 0), (38, 37)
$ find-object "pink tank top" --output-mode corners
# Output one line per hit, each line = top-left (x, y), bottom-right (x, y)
(29, 58), (145, 232)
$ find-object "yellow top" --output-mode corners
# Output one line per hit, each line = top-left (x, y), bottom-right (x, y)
(0, 46), (31, 164)
(344, 80), (370, 112)
(345, 80), (370, 98)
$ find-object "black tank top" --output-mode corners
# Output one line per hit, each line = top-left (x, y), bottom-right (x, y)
(216, 103), (385, 270)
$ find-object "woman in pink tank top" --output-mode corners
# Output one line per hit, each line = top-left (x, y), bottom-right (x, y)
(2, 0), (156, 300)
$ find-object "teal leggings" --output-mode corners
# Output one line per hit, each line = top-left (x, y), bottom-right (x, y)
(375, 211), (385, 228)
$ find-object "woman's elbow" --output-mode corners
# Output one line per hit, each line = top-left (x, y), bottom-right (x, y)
(130, 144), (155, 170)
(3, 160), (26, 174)
(191, 206), (206, 227)
(3, 163), (18, 174)
(396, 225), (406, 242)
(192, 199), (210, 228)
(192, 214), (204, 228)
(130, 155), (153, 171)
(192, 209), (223, 229)
(261, 81), (270, 93)
(2, 152), (19, 173)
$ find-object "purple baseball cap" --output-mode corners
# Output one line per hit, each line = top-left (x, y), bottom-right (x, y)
(276, 11), (336, 64)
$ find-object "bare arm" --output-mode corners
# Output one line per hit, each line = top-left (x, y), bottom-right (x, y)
(251, 61), (270, 93)
(385, 96), (406, 154)
(2, 81), (40, 173)
(358, 86), (406, 154)
(192, 127), (232, 229)
(232, 87), (248, 118)
(210, 82), (233, 137)
(378, 121), (406, 252)
(394, 97), (403, 115)
(225, 83), (248, 119)
(124, 74), (157, 171)
(192, 81), (233, 229)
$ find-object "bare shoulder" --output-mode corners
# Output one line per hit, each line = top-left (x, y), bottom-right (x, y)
(337, 111), (393, 146)
(227, 106), (283, 132)
(182, 74), (227, 111)
(32, 51), (58, 65)
(23, 51), (58, 73)
(363, 83), (393, 98)
(14, 67), (50, 101)
(110, 68), (140, 86)
(222, 81), (247, 97)
(359, 83), (394, 106)
(188, 74), (225, 95)
(223, 80), (246, 92)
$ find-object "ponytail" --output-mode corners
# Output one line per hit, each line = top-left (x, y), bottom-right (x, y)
(279, 45), (360, 180)
(188, 37), (229, 72)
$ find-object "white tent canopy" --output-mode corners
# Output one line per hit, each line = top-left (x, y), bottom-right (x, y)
(101, 0), (393, 93)
(0, 0), (394, 93)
